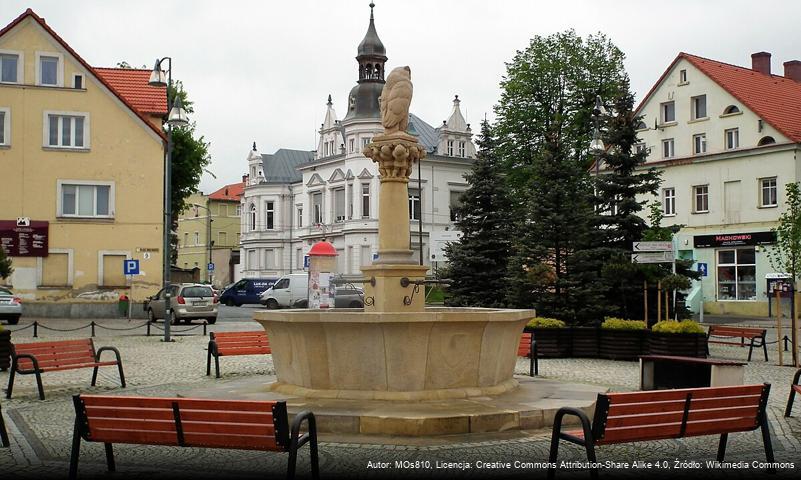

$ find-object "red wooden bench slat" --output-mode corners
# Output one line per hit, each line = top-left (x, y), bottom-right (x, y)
(36, 361), (118, 373)
(17, 353), (107, 367)
(607, 385), (762, 404)
(89, 418), (177, 433)
(686, 405), (764, 422)
(684, 417), (759, 435)
(216, 340), (270, 349)
(518, 333), (532, 356)
(85, 406), (176, 421)
(182, 433), (277, 450)
(81, 395), (277, 413)
(217, 346), (272, 356)
(213, 331), (268, 338)
(181, 421), (275, 437)
(14, 339), (93, 350)
(709, 325), (765, 335)
(89, 429), (180, 446)
(599, 423), (683, 444)
(216, 336), (270, 344)
(606, 400), (689, 416)
(605, 412), (684, 428)
(687, 395), (762, 410)
(16, 346), (94, 358)
(84, 406), (274, 425)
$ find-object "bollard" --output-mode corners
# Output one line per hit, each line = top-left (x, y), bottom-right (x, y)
(786, 336), (790, 352)
(91, 321), (96, 337)
(33, 321), (38, 338)
(146, 322), (151, 337)
(203, 322), (207, 336)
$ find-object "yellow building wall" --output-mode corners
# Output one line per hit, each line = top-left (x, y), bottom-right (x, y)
(0, 17), (164, 304)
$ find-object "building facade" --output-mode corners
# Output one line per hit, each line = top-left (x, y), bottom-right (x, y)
(239, 5), (474, 279)
(633, 51), (801, 316)
(176, 181), (244, 288)
(0, 9), (166, 316)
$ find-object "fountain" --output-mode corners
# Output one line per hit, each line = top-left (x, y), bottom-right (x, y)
(189, 66), (605, 437)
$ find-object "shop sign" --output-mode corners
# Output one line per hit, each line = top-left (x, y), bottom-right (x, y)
(0, 220), (49, 257)
(693, 231), (776, 248)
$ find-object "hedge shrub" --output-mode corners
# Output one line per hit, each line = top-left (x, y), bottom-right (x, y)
(601, 317), (647, 330)
(651, 320), (705, 334)
(526, 317), (567, 329)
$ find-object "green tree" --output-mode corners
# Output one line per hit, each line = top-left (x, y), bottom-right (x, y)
(443, 121), (514, 307)
(0, 246), (12, 279)
(595, 82), (662, 318)
(495, 30), (627, 323)
(767, 182), (801, 365)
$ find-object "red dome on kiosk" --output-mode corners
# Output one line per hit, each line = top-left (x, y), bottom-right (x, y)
(308, 241), (337, 256)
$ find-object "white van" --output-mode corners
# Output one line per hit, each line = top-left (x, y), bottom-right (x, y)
(260, 273), (308, 308)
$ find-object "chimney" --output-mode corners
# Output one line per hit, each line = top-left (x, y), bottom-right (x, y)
(751, 52), (771, 75)
(784, 60), (801, 82)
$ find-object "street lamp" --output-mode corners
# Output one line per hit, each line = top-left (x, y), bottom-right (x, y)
(590, 95), (606, 178)
(150, 57), (189, 342)
(192, 203), (213, 285)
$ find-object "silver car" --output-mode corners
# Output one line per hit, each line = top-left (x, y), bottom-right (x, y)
(0, 286), (22, 325)
(146, 284), (218, 325)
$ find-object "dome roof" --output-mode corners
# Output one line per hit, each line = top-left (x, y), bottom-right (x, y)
(344, 82), (383, 120)
(357, 2), (385, 58)
(308, 241), (337, 257)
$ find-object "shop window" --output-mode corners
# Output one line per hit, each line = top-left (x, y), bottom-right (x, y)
(717, 248), (756, 301)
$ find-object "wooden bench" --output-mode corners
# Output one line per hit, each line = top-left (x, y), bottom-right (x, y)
(707, 324), (768, 361)
(639, 355), (745, 390)
(785, 368), (801, 417)
(6, 338), (125, 400)
(0, 401), (8, 448)
(69, 394), (318, 480)
(207, 331), (271, 378)
(519, 333), (538, 376)
(547, 384), (774, 479)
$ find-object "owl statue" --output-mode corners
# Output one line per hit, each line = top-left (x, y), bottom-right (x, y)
(380, 66), (412, 134)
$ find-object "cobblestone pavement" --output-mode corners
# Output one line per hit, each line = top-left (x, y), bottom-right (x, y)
(0, 318), (799, 479)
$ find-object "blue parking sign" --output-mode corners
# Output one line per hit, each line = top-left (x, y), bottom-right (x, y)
(207, 262), (215, 271)
(124, 259), (140, 275)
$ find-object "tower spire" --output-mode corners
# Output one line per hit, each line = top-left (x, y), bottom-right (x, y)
(370, 1), (375, 20)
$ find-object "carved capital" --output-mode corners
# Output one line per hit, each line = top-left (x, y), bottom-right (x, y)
(362, 132), (426, 182)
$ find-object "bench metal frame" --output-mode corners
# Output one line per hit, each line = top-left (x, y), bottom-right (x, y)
(0, 401), (8, 448)
(206, 331), (271, 378)
(519, 333), (538, 376)
(707, 325), (768, 362)
(547, 384), (775, 479)
(6, 340), (125, 400)
(68, 395), (318, 480)
(785, 368), (801, 417)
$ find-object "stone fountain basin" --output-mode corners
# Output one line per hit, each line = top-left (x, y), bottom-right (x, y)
(254, 307), (535, 401)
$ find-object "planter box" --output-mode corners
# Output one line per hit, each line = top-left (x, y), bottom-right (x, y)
(648, 332), (708, 358)
(600, 329), (647, 360)
(571, 326), (600, 357)
(0, 330), (10, 371)
(526, 327), (571, 358)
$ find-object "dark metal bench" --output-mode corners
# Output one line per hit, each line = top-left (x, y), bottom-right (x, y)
(547, 383), (774, 479)
(6, 338), (125, 400)
(207, 330), (271, 378)
(707, 325), (768, 361)
(69, 394), (318, 480)
(785, 368), (801, 417)
(518, 333), (538, 376)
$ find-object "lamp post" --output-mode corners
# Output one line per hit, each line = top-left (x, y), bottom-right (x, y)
(192, 203), (213, 285)
(149, 57), (189, 342)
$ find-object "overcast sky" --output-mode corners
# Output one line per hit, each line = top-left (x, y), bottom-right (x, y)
(4, 0), (801, 193)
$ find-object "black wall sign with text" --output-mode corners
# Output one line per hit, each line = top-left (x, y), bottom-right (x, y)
(693, 231), (776, 248)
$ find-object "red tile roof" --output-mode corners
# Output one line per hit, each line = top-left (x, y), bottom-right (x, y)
(638, 52), (801, 142)
(208, 182), (245, 202)
(0, 9), (166, 141)
(94, 68), (167, 115)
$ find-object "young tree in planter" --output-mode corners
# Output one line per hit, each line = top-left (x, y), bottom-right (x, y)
(443, 121), (515, 307)
(594, 82), (662, 318)
(766, 181), (801, 366)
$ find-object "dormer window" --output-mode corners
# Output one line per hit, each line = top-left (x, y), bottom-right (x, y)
(447, 140), (454, 156)
(723, 105), (740, 115)
(758, 136), (776, 146)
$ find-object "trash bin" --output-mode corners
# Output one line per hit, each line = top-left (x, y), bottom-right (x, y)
(118, 294), (130, 317)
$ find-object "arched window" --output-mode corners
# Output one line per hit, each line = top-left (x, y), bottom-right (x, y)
(758, 136), (776, 146)
(723, 105), (740, 115)
(636, 120), (648, 130)
(249, 204), (256, 231)
(375, 64), (381, 79)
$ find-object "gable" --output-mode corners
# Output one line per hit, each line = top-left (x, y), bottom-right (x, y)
(357, 168), (374, 179)
(307, 173), (325, 187)
(328, 168), (346, 183)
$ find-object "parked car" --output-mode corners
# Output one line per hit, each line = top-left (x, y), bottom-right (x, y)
(0, 286), (22, 325)
(145, 283), (218, 324)
(219, 278), (278, 306)
(260, 274), (308, 309)
(291, 286), (364, 309)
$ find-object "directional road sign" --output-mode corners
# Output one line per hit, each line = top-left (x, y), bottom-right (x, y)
(632, 241), (673, 252)
(631, 251), (675, 264)
(697, 262), (708, 276)
(124, 259), (140, 275)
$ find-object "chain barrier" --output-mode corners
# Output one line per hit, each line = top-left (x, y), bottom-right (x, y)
(3, 320), (208, 338)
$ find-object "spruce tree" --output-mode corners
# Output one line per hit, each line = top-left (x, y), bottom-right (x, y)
(444, 121), (514, 307)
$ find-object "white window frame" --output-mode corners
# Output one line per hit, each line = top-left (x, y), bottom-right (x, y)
(458, 141), (465, 157)
(194, 231), (200, 246)
(36, 248), (74, 287)
(660, 101), (675, 123)
(333, 187), (346, 222)
(679, 69), (687, 84)
(249, 204), (256, 231)
(297, 205), (303, 227)
(409, 188), (421, 221)
(725, 128), (739, 150)
(97, 250), (131, 288)
(716, 248), (757, 301)
(35, 51), (64, 87)
(73, 73), (84, 89)
(662, 138), (675, 159)
(0, 107), (10, 146)
(447, 139), (454, 156)
(662, 187), (676, 216)
(349, 138), (355, 153)
(361, 183), (370, 218)
(265, 200), (275, 230)
(57, 180), (115, 218)
(760, 177), (778, 208)
(361, 137), (372, 148)
(0, 49), (23, 84)
(691, 95), (707, 120)
(693, 184), (709, 213)
(311, 191), (323, 224)
(693, 133), (706, 154)
(43, 110), (91, 149)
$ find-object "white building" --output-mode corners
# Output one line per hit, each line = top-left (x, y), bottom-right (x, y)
(632, 51), (801, 316)
(239, 4), (475, 279)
